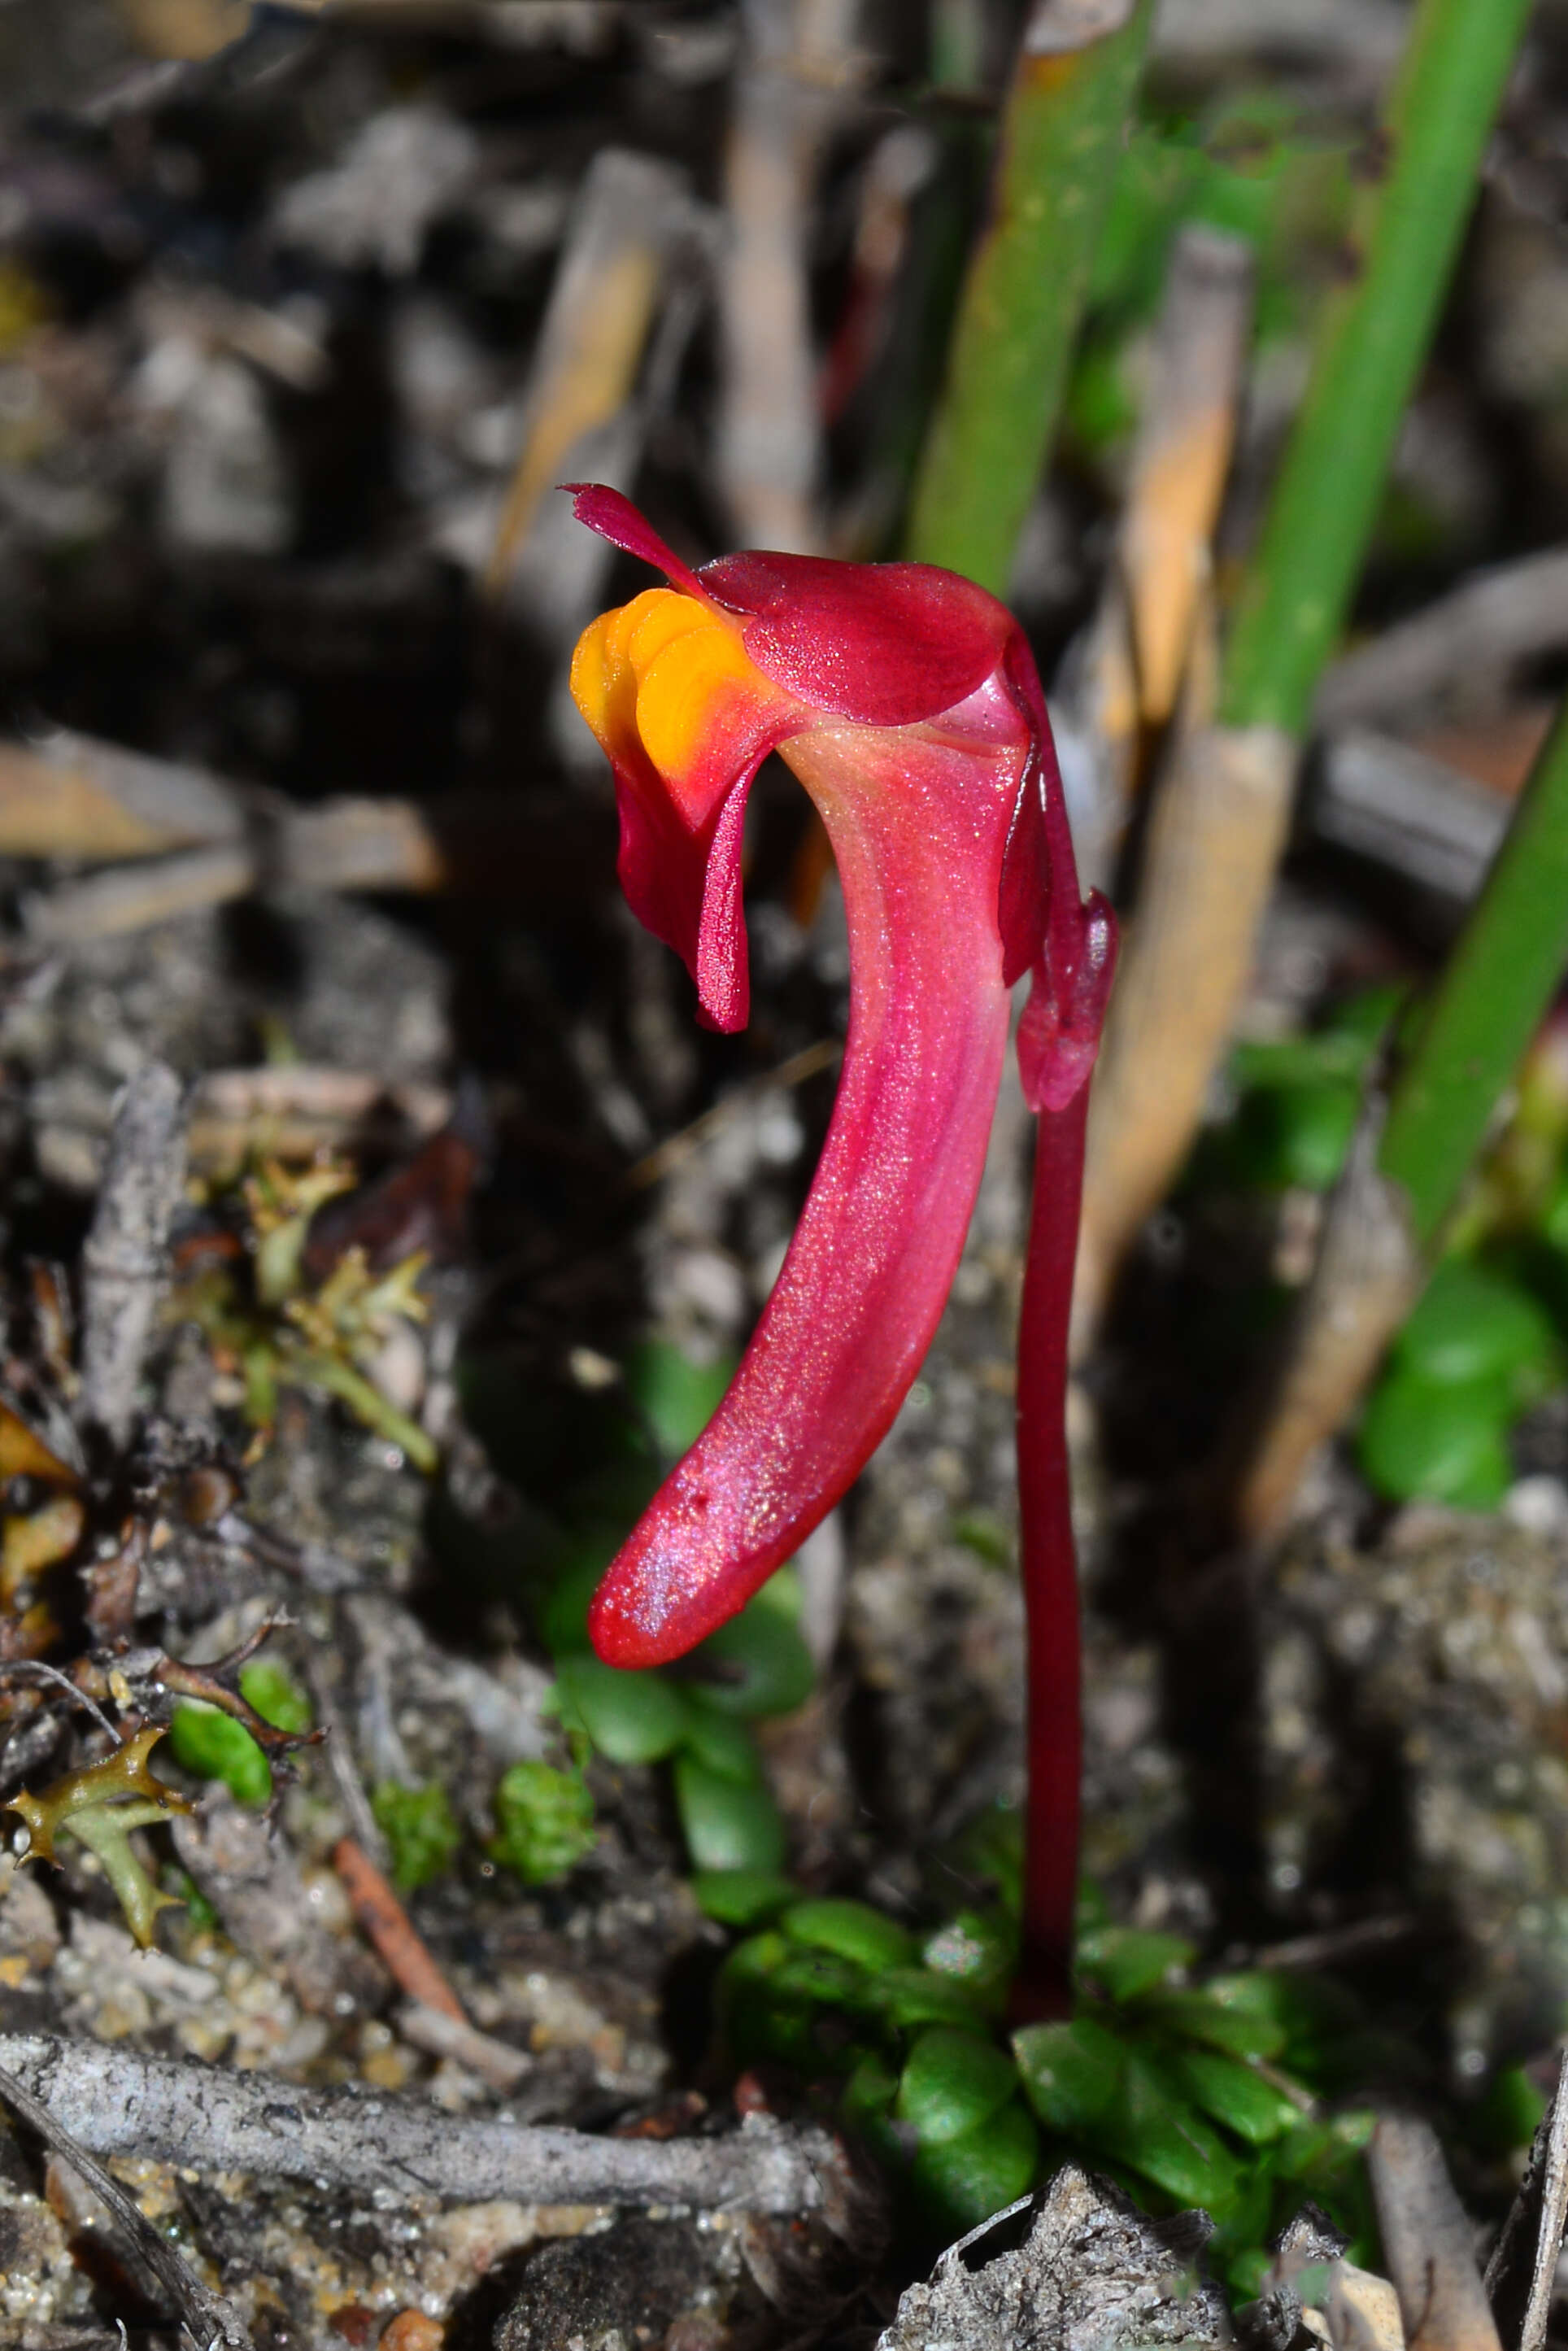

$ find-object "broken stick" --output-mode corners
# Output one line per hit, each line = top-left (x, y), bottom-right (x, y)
(77, 1062), (189, 1452)
(0, 2033), (844, 2217)
(0, 2057), (253, 2350)
(1369, 2115), (1503, 2351)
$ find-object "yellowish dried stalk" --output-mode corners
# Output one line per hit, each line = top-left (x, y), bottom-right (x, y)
(1229, 1110), (1422, 1542)
(0, 734), (242, 858)
(1062, 226), (1252, 888)
(486, 150), (690, 592)
(718, 0), (860, 552)
(1120, 226), (1253, 727)
(1074, 639), (1296, 1348)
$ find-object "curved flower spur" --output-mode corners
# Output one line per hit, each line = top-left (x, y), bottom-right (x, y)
(568, 485), (1115, 2009)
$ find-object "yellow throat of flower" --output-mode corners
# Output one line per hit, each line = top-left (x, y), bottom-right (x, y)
(570, 587), (769, 821)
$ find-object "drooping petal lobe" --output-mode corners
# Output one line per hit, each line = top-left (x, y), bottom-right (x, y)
(564, 484), (1109, 1667)
(589, 719), (1016, 1664)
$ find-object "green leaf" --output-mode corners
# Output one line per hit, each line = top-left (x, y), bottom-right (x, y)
(1394, 1258), (1560, 1388)
(869, 1967), (991, 2032)
(1076, 1926), (1196, 2002)
(490, 1760), (596, 1885)
(895, 2028), (1019, 2148)
(555, 1655), (694, 1765)
(673, 1755), (786, 1873)
(1543, 1172), (1568, 1255)
(1273, 2106), (1375, 2192)
(1230, 1080), (1361, 1192)
(1158, 2045), (1304, 2147)
(167, 1703), (271, 1806)
(1357, 1367), (1513, 1507)
(688, 1599), (815, 1720)
(682, 1708), (764, 1785)
(782, 1899), (915, 1972)
(237, 1659), (312, 1735)
(718, 1929), (788, 1996)
(370, 1780), (461, 1893)
(1229, 989), (1400, 1093)
(747, 1564), (804, 1624)
(1014, 2016), (1126, 2135)
(624, 1339), (735, 1459)
(921, 1910), (1017, 2012)
(1471, 2062), (1549, 2155)
(771, 1948), (867, 2008)
(908, 2099), (1039, 2235)
(691, 1869), (798, 1927)
(947, 1805), (1024, 1918)
(1108, 2052), (1245, 2210)
(1209, 2154), (1282, 2283)
(1134, 1987), (1287, 2059)
(951, 1511), (1013, 1567)
(536, 1549), (614, 1658)
(842, 2052), (908, 2170)
(1201, 1969), (1367, 2067)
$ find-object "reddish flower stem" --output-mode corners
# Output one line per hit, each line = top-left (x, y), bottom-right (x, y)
(1012, 1080), (1091, 2025)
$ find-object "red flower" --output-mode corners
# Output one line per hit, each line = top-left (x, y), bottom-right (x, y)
(568, 486), (1111, 1670)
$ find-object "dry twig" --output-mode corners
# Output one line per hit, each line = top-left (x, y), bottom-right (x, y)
(719, 0), (858, 550)
(0, 2033), (847, 2216)
(26, 846), (258, 950)
(1311, 729), (1514, 901)
(626, 1038), (841, 1189)
(0, 731), (245, 857)
(78, 1063), (189, 1451)
(333, 1834), (468, 2024)
(487, 147), (695, 597)
(1074, 639), (1297, 1348)
(1229, 1103), (1422, 1542)
(1369, 2116), (1503, 2351)
(1122, 226), (1254, 730)
(395, 2000), (535, 2095)
(172, 1793), (386, 2017)
(1062, 224), (1252, 887)
(186, 1066), (451, 1172)
(0, 2057), (253, 2350)
(1485, 2049), (1568, 2351)
(1318, 548), (1568, 731)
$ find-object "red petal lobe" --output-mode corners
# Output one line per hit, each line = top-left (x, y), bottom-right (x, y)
(565, 484), (707, 601)
(703, 552), (1004, 725)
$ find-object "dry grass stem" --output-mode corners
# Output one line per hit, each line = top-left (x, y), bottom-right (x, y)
(25, 844), (258, 947)
(186, 1066), (451, 1171)
(487, 148), (694, 594)
(1229, 1106), (1422, 1542)
(719, 0), (859, 551)
(1062, 225), (1252, 887)
(0, 731), (245, 858)
(627, 1037), (842, 1189)
(1312, 729), (1514, 901)
(1369, 2117), (1504, 2351)
(1121, 225), (1254, 728)
(17, 799), (487, 943)
(1075, 665), (1297, 1347)
(1318, 546), (1568, 731)
(1484, 2050), (1568, 2351)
